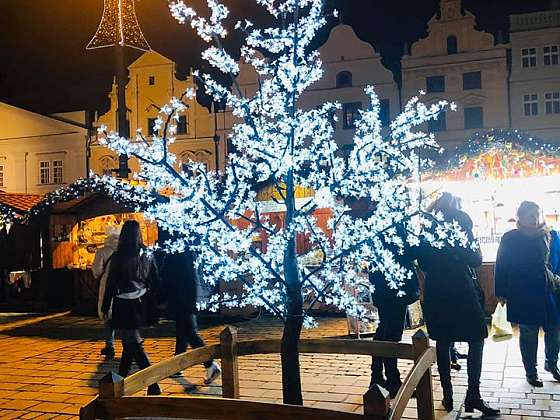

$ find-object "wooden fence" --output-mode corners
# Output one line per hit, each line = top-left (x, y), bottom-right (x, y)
(80, 327), (436, 420)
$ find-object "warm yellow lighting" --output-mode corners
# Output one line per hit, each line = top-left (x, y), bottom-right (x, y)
(87, 0), (150, 51)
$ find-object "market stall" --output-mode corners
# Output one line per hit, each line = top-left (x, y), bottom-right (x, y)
(421, 130), (560, 313)
(1, 178), (159, 313)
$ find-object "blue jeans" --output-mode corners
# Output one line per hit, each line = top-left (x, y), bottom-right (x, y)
(104, 320), (115, 348)
(519, 324), (560, 377)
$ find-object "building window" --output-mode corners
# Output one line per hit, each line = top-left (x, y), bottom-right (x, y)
(545, 92), (560, 115)
(148, 76), (155, 85)
(336, 71), (352, 88)
(428, 111), (446, 132)
(0, 164), (4, 188)
(464, 107), (484, 129)
(447, 35), (458, 55)
(523, 94), (539, 116)
(544, 45), (559, 66)
(342, 102), (361, 129)
(147, 118), (157, 135)
(463, 71), (481, 90)
(177, 116), (188, 135)
(380, 99), (390, 127)
(522, 48), (537, 68)
(53, 160), (64, 185)
(39, 161), (50, 185)
(426, 76), (445, 93)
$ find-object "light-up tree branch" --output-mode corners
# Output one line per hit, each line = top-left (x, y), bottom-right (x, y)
(99, 0), (470, 405)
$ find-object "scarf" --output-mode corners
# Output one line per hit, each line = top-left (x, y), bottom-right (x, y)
(517, 222), (548, 238)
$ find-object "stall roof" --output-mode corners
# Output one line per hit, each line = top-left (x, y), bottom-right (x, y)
(0, 193), (43, 215)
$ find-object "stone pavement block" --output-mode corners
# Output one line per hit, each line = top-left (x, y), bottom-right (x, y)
(0, 399), (41, 410)
(509, 408), (543, 416)
(303, 391), (346, 403)
(30, 402), (79, 415)
(310, 401), (360, 412)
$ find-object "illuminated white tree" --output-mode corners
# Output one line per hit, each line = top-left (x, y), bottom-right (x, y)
(100, 0), (468, 404)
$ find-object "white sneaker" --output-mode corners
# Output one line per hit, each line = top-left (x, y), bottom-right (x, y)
(204, 362), (221, 385)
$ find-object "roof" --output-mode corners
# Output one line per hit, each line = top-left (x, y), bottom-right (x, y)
(0, 193), (43, 215)
(510, 10), (560, 33)
(0, 102), (86, 140)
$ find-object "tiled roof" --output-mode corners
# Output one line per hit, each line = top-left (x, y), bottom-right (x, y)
(0, 193), (43, 214)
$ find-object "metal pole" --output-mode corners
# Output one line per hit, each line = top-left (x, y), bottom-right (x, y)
(115, 45), (130, 178)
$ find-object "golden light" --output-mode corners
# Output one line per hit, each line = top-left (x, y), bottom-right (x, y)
(87, 0), (150, 51)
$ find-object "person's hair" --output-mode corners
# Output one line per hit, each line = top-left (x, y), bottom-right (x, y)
(517, 201), (540, 218)
(427, 192), (461, 214)
(117, 220), (144, 257)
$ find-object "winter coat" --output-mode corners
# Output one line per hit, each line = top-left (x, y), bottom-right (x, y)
(369, 232), (420, 308)
(161, 250), (199, 318)
(494, 228), (560, 327)
(417, 209), (487, 342)
(101, 249), (160, 319)
(92, 235), (118, 320)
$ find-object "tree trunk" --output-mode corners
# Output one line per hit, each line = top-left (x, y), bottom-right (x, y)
(281, 287), (304, 405)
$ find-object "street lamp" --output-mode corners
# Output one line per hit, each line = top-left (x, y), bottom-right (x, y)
(86, 0), (151, 178)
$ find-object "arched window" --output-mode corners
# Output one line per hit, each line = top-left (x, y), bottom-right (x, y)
(447, 35), (458, 55)
(336, 71), (352, 88)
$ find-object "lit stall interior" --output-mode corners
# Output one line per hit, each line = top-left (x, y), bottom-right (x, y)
(419, 131), (560, 312)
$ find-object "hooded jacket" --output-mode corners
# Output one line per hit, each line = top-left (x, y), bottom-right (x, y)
(93, 234), (118, 319)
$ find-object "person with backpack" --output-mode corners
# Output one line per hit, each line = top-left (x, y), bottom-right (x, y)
(102, 220), (162, 395)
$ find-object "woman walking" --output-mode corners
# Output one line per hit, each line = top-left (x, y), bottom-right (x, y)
(419, 193), (499, 416)
(102, 220), (162, 395)
(162, 245), (221, 383)
(495, 201), (560, 387)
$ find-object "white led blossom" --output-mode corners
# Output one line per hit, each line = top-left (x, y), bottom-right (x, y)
(99, 0), (470, 405)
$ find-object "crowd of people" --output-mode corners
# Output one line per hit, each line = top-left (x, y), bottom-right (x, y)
(370, 193), (560, 417)
(93, 220), (221, 396)
(93, 195), (560, 416)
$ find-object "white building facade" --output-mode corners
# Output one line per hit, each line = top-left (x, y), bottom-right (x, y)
(0, 102), (87, 195)
(402, 0), (510, 149)
(509, 8), (560, 142)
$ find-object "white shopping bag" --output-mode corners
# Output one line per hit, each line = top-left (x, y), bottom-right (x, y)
(491, 302), (513, 341)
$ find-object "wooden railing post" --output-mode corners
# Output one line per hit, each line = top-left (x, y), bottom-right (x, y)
(220, 326), (240, 399)
(99, 372), (125, 399)
(412, 330), (435, 420)
(363, 384), (390, 419)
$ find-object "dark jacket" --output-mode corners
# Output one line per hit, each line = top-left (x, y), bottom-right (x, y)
(161, 250), (199, 317)
(418, 209), (487, 342)
(495, 228), (560, 327)
(369, 234), (419, 308)
(101, 250), (160, 316)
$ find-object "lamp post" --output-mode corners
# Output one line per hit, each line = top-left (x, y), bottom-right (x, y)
(86, 0), (151, 178)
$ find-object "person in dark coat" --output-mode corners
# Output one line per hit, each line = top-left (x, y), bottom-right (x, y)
(369, 226), (419, 398)
(102, 220), (161, 395)
(161, 241), (221, 384)
(495, 201), (560, 387)
(419, 193), (498, 416)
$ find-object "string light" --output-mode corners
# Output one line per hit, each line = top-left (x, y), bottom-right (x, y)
(87, 0), (151, 51)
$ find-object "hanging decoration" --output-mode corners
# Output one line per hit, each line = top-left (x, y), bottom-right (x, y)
(24, 176), (157, 223)
(429, 129), (560, 181)
(86, 0), (151, 51)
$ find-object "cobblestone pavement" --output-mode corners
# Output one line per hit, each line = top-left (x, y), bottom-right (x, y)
(0, 315), (559, 419)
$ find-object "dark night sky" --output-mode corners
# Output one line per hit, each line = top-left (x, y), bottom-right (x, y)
(0, 0), (553, 115)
